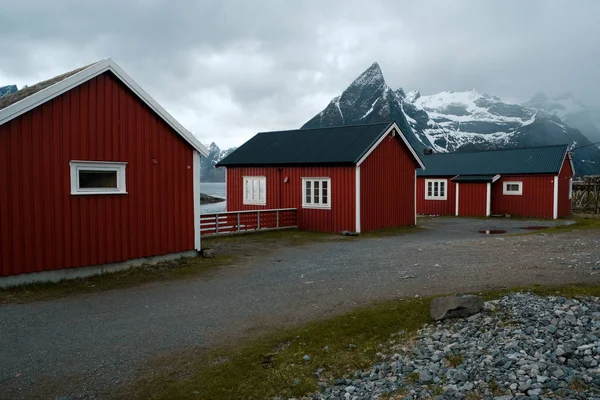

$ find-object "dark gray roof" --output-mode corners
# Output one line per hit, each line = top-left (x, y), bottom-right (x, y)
(217, 122), (413, 166)
(451, 175), (498, 183)
(0, 62), (100, 111)
(417, 145), (569, 176)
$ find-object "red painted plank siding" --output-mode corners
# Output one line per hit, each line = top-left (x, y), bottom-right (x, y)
(416, 177), (457, 216)
(457, 183), (488, 216)
(360, 131), (419, 231)
(0, 71), (195, 277)
(557, 157), (574, 218)
(491, 175), (554, 218)
(226, 166), (356, 233)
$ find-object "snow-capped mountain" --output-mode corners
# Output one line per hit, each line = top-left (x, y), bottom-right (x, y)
(302, 62), (600, 176)
(0, 85), (17, 98)
(200, 142), (237, 182)
(524, 92), (600, 145)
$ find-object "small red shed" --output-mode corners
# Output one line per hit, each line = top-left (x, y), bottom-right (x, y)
(217, 122), (425, 233)
(416, 145), (574, 219)
(0, 59), (209, 285)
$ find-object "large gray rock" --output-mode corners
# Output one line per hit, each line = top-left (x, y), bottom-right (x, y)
(430, 294), (484, 321)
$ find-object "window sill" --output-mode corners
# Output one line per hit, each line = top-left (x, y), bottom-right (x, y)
(502, 193), (522, 196)
(425, 197), (447, 201)
(302, 205), (331, 210)
(71, 191), (128, 196)
(243, 202), (266, 206)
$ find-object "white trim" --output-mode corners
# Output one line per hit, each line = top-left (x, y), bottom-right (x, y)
(0, 58), (209, 157)
(425, 179), (448, 200)
(569, 177), (573, 200)
(356, 167), (361, 232)
(193, 151), (201, 251)
(69, 160), (127, 195)
(356, 122), (425, 169)
(503, 181), (523, 195)
(553, 175), (559, 219)
(242, 176), (267, 205)
(491, 174), (501, 183)
(455, 183), (460, 216)
(302, 177), (331, 209)
(414, 169), (417, 225)
(486, 182), (491, 217)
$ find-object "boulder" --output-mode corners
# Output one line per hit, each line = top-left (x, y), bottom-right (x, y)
(430, 294), (484, 321)
(201, 248), (215, 258)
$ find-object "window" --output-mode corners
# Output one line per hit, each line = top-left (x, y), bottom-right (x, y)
(243, 176), (266, 205)
(503, 181), (523, 195)
(70, 161), (127, 195)
(425, 179), (447, 200)
(302, 178), (331, 208)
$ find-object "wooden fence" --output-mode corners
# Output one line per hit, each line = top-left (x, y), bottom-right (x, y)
(200, 208), (298, 236)
(572, 176), (600, 214)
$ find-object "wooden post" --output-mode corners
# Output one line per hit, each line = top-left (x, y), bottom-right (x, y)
(237, 213), (241, 232)
(257, 211), (261, 230)
(215, 214), (219, 234)
(276, 210), (280, 228)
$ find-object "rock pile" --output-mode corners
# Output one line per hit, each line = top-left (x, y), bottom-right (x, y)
(309, 293), (600, 400)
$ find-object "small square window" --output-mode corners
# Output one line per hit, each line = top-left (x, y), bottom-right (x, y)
(243, 176), (266, 205)
(503, 181), (523, 195)
(302, 178), (331, 209)
(425, 179), (447, 200)
(70, 161), (127, 195)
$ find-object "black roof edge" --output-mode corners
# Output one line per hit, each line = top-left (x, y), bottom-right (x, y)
(423, 143), (569, 156)
(215, 162), (358, 168)
(255, 121), (394, 135)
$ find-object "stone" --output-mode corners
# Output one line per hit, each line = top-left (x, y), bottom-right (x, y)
(430, 294), (484, 321)
(419, 370), (432, 383)
(201, 248), (215, 258)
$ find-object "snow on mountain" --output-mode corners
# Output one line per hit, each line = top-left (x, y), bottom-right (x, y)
(0, 85), (17, 98)
(200, 142), (237, 182)
(302, 62), (600, 176)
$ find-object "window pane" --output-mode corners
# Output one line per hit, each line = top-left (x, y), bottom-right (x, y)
(440, 182), (445, 197)
(314, 181), (320, 204)
(258, 179), (265, 201)
(79, 170), (117, 189)
(434, 182), (439, 196)
(427, 182), (432, 196)
(322, 181), (328, 204)
(305, 181), (311, 203)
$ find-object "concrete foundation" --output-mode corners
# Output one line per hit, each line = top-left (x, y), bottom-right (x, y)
(0, 250), (198, 288)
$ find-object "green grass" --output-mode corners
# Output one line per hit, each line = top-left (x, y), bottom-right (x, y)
(358, 224), (423, 238)
(120, 297), (431, 400)
(120, 282), (600, 400)
(0, 255), (234, 304)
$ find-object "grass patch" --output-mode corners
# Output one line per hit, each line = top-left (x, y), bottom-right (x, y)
(445, 351), (464, 368)
(514, 214), (600, 235)
(120, 297), (432, 400)
(202, 228), (336, 246)
(358, 225), (423, 238)
(0, 255), (234, 304)
(120, 281), (600, 400)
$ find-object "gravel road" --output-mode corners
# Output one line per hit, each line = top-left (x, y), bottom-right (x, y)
(1, 217), (599, 399)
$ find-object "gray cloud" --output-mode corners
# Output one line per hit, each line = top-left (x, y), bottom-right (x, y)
(1, 0), (599, 148)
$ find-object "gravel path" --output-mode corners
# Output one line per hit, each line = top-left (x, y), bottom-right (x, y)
(316, 293), (600, 399)
(1, 218), (600, 399)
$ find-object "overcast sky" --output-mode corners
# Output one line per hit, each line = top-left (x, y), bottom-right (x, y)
(1, 0), (598, 149)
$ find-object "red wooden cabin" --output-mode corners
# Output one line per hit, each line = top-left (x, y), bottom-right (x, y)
(416, 145), (574, 219)
(0, 59), (209, 284)
(217, 122), (425, 233)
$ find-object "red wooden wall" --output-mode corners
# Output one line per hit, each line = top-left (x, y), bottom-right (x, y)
(226, 166), (356, 232)
(457, 183), (488, 216)
(360, 131), (420, 231)
(416, 177), (457, 215)
(491, 175), (554, 218)
(0, 72), (195, 277)
(557, 157), (573, 218)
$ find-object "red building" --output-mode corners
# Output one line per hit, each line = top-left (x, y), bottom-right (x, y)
(217, 122), (424, 233)
(416, 145), (574, 219)
(0, 59), (209, 284)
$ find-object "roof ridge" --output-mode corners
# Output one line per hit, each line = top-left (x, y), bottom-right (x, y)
(259, 121), (393, 135)
(425, 144), (568, 156)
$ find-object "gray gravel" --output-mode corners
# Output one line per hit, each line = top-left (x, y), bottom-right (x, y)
(0, 218), (599, 399)
(310, 293), (600, 400)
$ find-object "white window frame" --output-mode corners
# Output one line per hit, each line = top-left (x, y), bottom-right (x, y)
(243, 176), (266, 205)
(425, 179), (447, 200)
(70, 161), (127, 195)
(302, 177), (331, 209)
(503, 181), (523, 195)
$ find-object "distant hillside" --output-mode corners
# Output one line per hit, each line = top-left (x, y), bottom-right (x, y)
(200, 142), (237, 182)
(0, 85), (17, 98)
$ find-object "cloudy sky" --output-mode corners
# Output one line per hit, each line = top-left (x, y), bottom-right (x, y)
(1, 0), (598, 149)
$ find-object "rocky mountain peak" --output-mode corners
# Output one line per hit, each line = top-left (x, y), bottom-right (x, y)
(0, 85), (17, 98)
(348, 61), (386, 90)
(529, 92), (548, 105)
